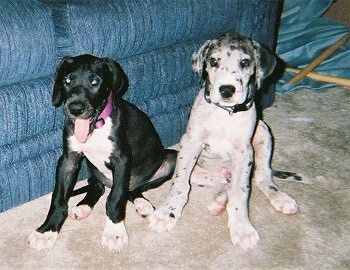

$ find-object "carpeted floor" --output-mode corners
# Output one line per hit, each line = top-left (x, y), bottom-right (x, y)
(0, 87), (349, 269)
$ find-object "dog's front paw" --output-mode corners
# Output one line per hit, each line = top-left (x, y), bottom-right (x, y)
(270, 191), (297, 215)
(68, 205), (92, 220)
(28, 230), (59, 251)
(101, 219), (128, 252)
(229, 222), (260, 250)
(148, 207), (178, 232)
(134, 198), (154, 219)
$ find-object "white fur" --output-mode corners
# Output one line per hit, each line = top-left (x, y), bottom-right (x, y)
(68, 117), (114, 181)
(101, 218), (128, 252)
(149, 91), (260, 249)
(69, 205), (93, 220)
(28, 230), (59, 251)
(207, 49), (253, 105)
(134, 198), (154, 218)
(149, 35), (297, 250)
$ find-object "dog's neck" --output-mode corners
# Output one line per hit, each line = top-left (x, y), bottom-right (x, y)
(95, 92), (114, 129)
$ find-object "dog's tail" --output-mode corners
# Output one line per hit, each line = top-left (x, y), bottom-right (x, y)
(272, 170), (312, 184)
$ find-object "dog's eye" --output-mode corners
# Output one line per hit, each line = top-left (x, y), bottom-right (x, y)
(209, 58), (219, 68)
(91, 76), (101, 86)
(64, 76), (72, 85)
(240, 59), (251, 68)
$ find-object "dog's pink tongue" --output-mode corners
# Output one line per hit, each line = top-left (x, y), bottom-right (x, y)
(74, 119), (90, 143)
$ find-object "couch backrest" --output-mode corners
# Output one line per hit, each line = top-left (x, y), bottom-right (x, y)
(43, 0), (280, 60)
(0, 0), (57, 87)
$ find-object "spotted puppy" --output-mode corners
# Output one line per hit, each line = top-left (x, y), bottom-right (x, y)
(149, 32), (299, 249)
(28, 54), (177, 252)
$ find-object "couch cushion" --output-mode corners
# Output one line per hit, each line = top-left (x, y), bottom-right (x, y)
(42, 0), (279, 59)
(0, 78), (65, 147)
(0, 0), (57, 87)
(0, 150), (61, 212)
(0, 129), (62, 168)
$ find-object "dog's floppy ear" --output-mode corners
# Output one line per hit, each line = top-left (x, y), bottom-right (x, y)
(52, 56), (73, 107)
(103, 58), (129, 99)
(252, 41), (277, 89)
(191, 39), (216, 78)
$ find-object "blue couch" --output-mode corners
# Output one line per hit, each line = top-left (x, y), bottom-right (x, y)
(0, 0), (281, 212)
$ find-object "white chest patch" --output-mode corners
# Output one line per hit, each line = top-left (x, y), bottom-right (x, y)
(68, 117), (114, 180)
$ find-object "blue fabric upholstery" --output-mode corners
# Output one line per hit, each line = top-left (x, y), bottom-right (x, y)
(44, 0), (279, 59)
(276, 0), (350, 92)
(0, 1), (56, 86)
(0, 0), (281, 212)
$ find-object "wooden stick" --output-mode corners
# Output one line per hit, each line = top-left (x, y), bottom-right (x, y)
(286, 67), (350, 87)
(288, 32), (350, 84)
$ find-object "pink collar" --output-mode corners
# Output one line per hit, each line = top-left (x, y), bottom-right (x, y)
(95, 92), (113, 129)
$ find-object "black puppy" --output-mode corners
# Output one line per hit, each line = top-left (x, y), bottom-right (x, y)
(28, 54), (177, 252)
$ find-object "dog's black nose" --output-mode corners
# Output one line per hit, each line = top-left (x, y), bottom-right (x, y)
(68, 102), (85, 116)
(219, 85), (235, 98)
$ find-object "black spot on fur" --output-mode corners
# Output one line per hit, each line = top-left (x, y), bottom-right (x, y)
(169, 213), (175, 219)
(273, 170), (302, 181)
(294, 175), (303, 181)
(269, 185), (278, 192)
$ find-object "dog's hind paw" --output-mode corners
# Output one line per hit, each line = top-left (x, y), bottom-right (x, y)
(68, 205), (92, 220)
(207, 201), (226, 216)
(28, 230), (58, 251)
(207, 193), (228, 216)
(101, 219), (128, 252)
(270, 191), (297, 215)
(229, 222), (260, 250)
(134, 198), (154, 219)
(148, 207), (178, 232)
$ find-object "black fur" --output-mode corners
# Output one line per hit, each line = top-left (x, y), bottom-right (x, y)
(35, 54), (177, 234)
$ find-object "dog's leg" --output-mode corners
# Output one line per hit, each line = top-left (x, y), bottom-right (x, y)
(128, 184), (156, 220)
(149, 135), (204, 232)
(69, 173), (105, 220)
(226, 144), (260, 250)
(133, 196), (155, 219)
(130, 149), (177, 219)
(129, 188), (155, 220)
(28, 153), (82, 251)
(101, 217), (128, 253)
(253, 120), (297, 215)
(101, 153), (130, 252)
(190, 166), (229, 216)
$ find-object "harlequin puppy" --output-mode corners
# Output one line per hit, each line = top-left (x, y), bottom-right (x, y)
(28, 54), (177, 252)
(149, 32), (300, 249)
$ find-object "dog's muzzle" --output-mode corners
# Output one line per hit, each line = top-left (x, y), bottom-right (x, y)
(204, 81), (255, 115)
(219, 85), (235, 98)
(68, 102), (86, 117)
(70, 91), (114, 143)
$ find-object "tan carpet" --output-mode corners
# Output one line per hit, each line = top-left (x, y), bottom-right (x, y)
(1, 87), (349, 269)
